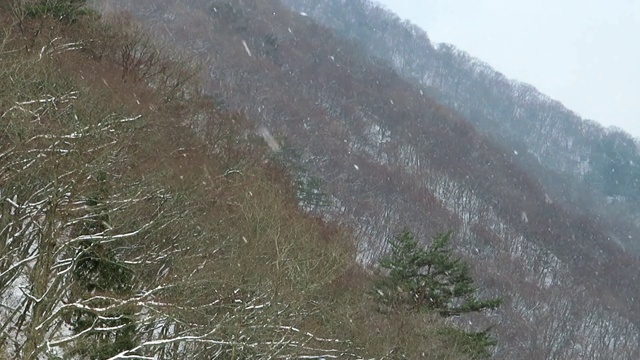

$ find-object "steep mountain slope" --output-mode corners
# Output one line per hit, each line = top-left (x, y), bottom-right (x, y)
(0, 4), (483, 359)
(281, 0), (640, 253)
(92, 1), (640, 359)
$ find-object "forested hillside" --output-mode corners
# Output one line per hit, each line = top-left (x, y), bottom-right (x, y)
(91, 1), (640, 359)
(282, 0), (640, 254)
(0, 2), (498, 359)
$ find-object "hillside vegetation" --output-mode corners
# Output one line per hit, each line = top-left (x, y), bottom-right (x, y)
(282, 0), (640, 254)
(0, 2), (498, 359)
(93, 0), (640, 359)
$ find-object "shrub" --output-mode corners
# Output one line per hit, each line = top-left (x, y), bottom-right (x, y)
(23, 0), (90, 23)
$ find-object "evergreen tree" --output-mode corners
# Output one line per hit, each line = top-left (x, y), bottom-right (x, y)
(67, 171), (137, 359)
(375, 229), (502, 358)
(273, 143), (330, 211)
(375, 229), (502, 316)
(24, 0), (90, 23)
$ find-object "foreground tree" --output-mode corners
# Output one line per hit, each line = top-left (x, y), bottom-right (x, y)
(376, 229), (501, 315)
(375, 229), (502, 358)
(65, 171), (138, 359)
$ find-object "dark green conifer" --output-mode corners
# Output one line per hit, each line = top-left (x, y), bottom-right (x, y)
(376, 229), (501, 316)
(375, 229), (502, 359)
(67, 171), (137, 360)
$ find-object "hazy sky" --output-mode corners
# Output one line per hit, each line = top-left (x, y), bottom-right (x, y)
(375, 0), (640, 138)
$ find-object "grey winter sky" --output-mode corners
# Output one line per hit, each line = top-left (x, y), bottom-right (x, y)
(375, 0), (640, 138)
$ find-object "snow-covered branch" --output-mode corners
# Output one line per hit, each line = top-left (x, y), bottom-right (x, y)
(38, 37), (83, 61)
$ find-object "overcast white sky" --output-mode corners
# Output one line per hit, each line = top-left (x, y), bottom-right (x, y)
(375, 0), (640, 138)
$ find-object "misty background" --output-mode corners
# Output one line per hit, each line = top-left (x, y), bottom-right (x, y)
(376, 0), (640, 138)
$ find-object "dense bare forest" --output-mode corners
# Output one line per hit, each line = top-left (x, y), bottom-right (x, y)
(89, 0), (640, 359)
(0, 1), (508, 359)
(3, 0), (640, 358)
(283, 0), (640, 255)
